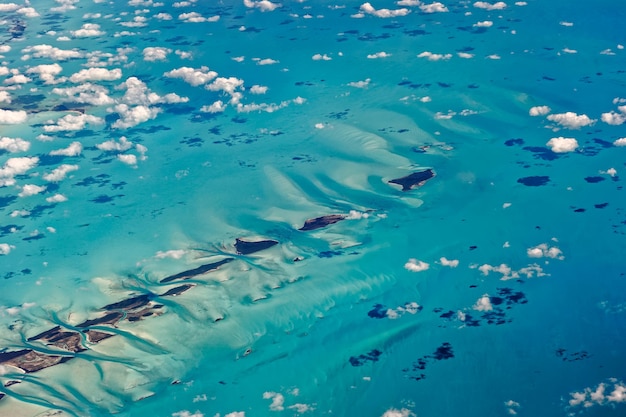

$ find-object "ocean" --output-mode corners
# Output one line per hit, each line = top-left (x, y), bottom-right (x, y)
(0, 0), (625, 416)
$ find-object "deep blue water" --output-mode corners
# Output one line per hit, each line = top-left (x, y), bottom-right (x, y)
(0, 1), (625, 416)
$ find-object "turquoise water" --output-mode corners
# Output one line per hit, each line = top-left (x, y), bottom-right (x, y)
(0, 1), (625, 416)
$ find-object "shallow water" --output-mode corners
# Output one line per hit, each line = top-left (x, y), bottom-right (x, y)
(0, 1), (625, 416)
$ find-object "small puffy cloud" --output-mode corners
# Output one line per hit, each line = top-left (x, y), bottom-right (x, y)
(249, 85), (268, 94)
(562, 48), (577, 54)
(50, 141), (83, 156)
(568, 379), (626, 409)
(111, 104), (161, 129)
(420, 2), (448, 13)
(312, 53), (332, 61)
(559, 21), (573, 27)
(0, 91), (11, 103)
(117, 153), (137, 165)
(43, 164), (79, 182)
(0, 3), (20, 11)
(439, 257), (459, 267)
(201, 100), (226, 113)
(473, 294), (493, 311)
(0, 137), (30, 153)
(243, 0), (281, 12)
(0, 243), (15, 255)
(473, 1), (507, 10)
(457, 52), (474, 59)
(155, 249), (187, 259)
(256, 58), (279, 65)
(19, 184), (46, 197)
(44, 113), (104, 132)
(546, 137), (578, 153)
(386, 301), (421, 319)
(404, 258), (429, 272)
(546, 112), (595, 129)
(69, 68), (122, 83)
(474, 20), (493, 27)
(0, 109), (27, 124)
(155, 12), (173, 20)
(46, 193), (68, 203)
(52, 83), (114, 105)
(417, 51), (452, 61)
(178, 12), (220, 22)
(0, 156), (39, 186)
(263, 392), (285, 411)
(164, 66), (217, 86)
(26, 63), (64, 84)
(348, 78), (371, 88)
(224, 413), (245, 417)
(614, 138), (626, 146)
(529, 105), (550, 116)
(4, 74), (32, 85)
(22, 44), (82, 60)
(143, 46), (172, 62)
(504, 400), (520, 415)
(71, 23), (105, 37)
(172, 412), (204, 417)
(97, 136), (133, 151)
(360, 2), (410, 18)
(367, 51), (391, 59)
(527, 243), (564, 260)
(601, 105), (626, 125)
(381, 408), (413, 417)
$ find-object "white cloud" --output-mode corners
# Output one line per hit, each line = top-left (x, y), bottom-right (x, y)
(43, 164), (79, 182)
(26, 63), (64, 84)
(559, 21), (573, 27)
(486, 54), (501, 60)
(50, 141), (83, 156)
(256, 58), (279, 65)
(143, 46), (172, 62)
(201, 100), (226, 113)
(172, 411), (204, 417)
(476, 262), (547, 280)
(546, 112), (595, 129)
(439, 257), (459, 267)
(97, 136), (133, 151)
(224, 413), (245, 417)
(504, 400), (520, 415)
(562, 48), (577, 54)
(0, 109), (27, 124)
(473, 1), (507, 10)
(0, 243), (15, 255)
(404, 258), (429, 272)
(46, 193), (68, 203)
(178, 12), (220, 22)
(474, 20), (493, 27)
(546, 137), (578, 153)
(52, 83), (114, 105)
(457, 52), (474, 59)
(69, 68), (122, 83)
(206, 77), (245, 104)
(4, 74), (32, 85)
(420, 2), (448, 13)
(312, 53), (332, 61)
(155, 12), (173, 20)
(568, 379), (626, 409)
(367, 51), (391, 59)
(22, 44), (83, 60)
(614, 138), (626, 146)
(118, 153), (137, 165)
(386, 301), (421, 319)
(243, 0), (281, 12)
(473, 294), (493, 311)
(249, 85), (268, 94)
(529, 105), (551, 116)
(381, 408), (413, 417)
(111, 104), (161, 129)
(0, 91), (11, 103)
(44, 113), (104, 132)
(417, 51), (452, 61)
(0, 157), (39, 187)
(164, 66), (218, 86)
(601, 105), (626, 125)
(71, 23), (105, 37)
(348, 78), (371, 88)
(18, 184), (46, 197)
(526, 243), (564, 259)
(0, 3), (20, 12)
(0, 137), (30, 153)
(360, 2), (410, 18)
(263, 392), (285, 411)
